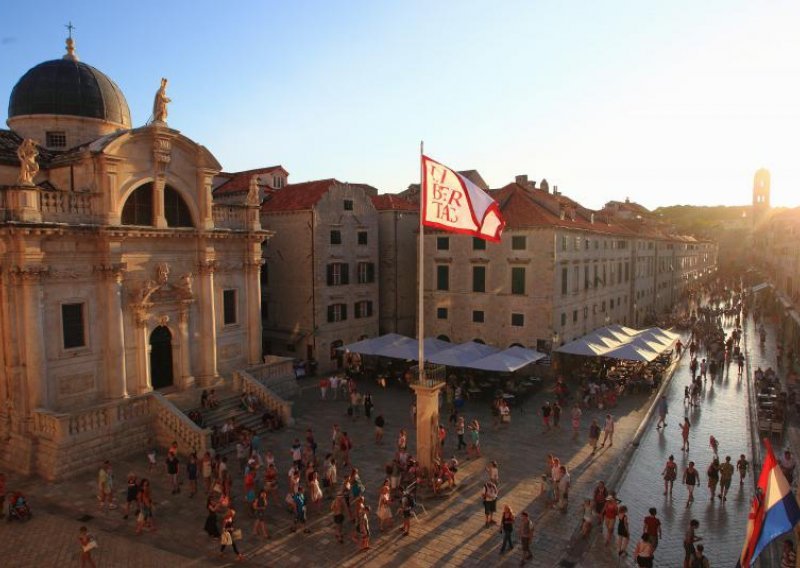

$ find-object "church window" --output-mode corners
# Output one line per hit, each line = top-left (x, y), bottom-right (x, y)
(46, 131), (67, 148)
(121, 184), (153, 226)
(223, 289), (237, 325)
(164, 186), (193, 227)
(62, 303), (86, 349)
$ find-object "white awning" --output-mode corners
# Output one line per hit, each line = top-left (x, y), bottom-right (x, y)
(603, 343), (660, 362)
(338, 333), (410, 356)
(468, 346), (547, 372)
(377, 337), (452, 361)
(427, 341), (501, 367)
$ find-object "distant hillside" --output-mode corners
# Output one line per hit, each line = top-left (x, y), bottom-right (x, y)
(653, 205), (750, 238)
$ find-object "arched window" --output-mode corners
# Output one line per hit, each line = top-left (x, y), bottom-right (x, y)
(165, 185), (193, 227)
(509, 343), (524, 348)
(437, 335), (451, 342)
(121, 183), (153, 226)
(473, 338), (485, 344)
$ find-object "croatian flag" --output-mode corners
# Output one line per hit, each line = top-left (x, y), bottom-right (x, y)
(737, 439), (800, 567)
(421, 155), (505, 242)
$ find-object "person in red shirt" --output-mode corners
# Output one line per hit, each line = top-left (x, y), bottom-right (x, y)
(602, 493), (620, 545)
(643, 507), (662, 551)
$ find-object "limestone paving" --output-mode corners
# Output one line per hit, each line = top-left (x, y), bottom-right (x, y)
(0, 363), (674, 567)
(577, 313), (789, 568)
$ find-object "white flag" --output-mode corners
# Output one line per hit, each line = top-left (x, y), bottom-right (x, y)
(421, 155), (505, 242)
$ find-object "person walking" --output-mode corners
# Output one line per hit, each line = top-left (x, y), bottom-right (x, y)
(600, 414), (615, 448)
(331, 492), (347, 543)
(681, 417), (691, 452)
(633, 533), (655, 567)
(500, 504), (515, 554)
(737, 454), (749, 485)
(219, 509), (244, 561)
(456, 415), (467, 450)
(78, 526), (98, 568)
(656, 396), (668, 429)
(683, 519), (702, 568)
(540, 402), (552, 432)
(616, 505), (630, 558)
(483, 479), (499, 526)
(136, 479), (155, 534)
(719, 455), (734, 501)
(519, 510), (534, 564)
(706, 458), (720, 499)
(662, 455), (678, 496)
(601, 494), (619, 545)
(571, 403), (582, 441)
(204, 495), (221, 538)
(400, 489), (415, 536)
(642, 508), (662, 551)
(589, 419), (601, 454)
(123, 473), (139, 520)
(253, 489), (269, 539)
(692, 544), (710, 568)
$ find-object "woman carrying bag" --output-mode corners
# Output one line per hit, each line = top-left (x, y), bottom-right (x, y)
(219, 508), (244, 561)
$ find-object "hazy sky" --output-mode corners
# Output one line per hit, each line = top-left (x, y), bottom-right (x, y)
(1, 1), (798, 209)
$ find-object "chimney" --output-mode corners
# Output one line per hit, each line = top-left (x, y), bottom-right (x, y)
(553, 185), (559, 196)
(590, 212), (595, 224)
(515, 174), (528, 186)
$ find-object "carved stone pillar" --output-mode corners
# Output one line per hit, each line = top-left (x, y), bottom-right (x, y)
(198, 170), (215, 230)
(133, 307), (152, 394)
(96, 263), (127, 399)
(178, 301), (194, 389)
(12, 266), (48, 409)
(196, 259), (218, 386)
(411, 382), (445, 476)
(152, 136), (172, 229)
(244, 255), (264, 366)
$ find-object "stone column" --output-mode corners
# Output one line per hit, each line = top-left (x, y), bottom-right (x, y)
(98, 264), (127, 399)
(196, 259), (218, 386)
(15, 267), (48, 409)
(132, 308), (152, 394)
(411, 381), (444, 475)
(244, 256), (263, 365)
(178, 301), (194, 389)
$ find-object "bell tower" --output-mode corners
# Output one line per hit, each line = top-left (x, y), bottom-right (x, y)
(752, 168), (770, 224)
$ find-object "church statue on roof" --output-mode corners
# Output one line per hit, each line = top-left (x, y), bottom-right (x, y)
(152, 77), (171, 123)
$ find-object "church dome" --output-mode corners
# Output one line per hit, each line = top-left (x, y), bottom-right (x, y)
(8, 44), (131, 128)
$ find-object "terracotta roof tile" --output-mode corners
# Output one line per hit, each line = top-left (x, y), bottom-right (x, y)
(370, 194), (418, 211)
(214, 165), (286, 197)
(260, 178), (339, 212)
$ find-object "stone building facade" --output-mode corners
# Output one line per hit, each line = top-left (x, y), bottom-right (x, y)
(421, 177), (717, 349)
(0, 39), (269, 479)
(372, 194), (418, 337)
(260, 180), (380, 372)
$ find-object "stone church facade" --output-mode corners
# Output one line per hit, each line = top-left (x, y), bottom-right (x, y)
(0, 38), (269, 479)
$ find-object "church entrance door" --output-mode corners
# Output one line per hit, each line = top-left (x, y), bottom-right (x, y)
(150, 326), (174, 389)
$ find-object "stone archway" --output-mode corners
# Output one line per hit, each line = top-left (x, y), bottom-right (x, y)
(150, 325), (174, 389)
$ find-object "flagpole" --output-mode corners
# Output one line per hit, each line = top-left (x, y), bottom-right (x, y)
(418, 140), (425, 382)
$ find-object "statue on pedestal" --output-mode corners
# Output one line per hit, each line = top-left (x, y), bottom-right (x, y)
(152, 78), (171, 123)
(246, 175), (261, 206)
(16, 139), (39, 186)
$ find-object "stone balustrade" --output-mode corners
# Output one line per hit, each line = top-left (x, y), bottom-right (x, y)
(212, 205), (247, 230)
(149, 392), (212, 455)
(40, 191), (95, 223)
(246, 356), (298, 398)
(233, 369), (294, 426)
